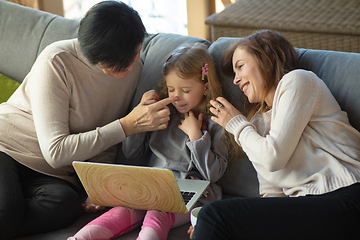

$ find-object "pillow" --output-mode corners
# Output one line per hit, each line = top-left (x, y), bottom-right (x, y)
(0, 74), (20, 103)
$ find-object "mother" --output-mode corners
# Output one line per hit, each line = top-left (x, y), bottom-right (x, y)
(0, 1), (171, 239)
(192, 30), (360, 239)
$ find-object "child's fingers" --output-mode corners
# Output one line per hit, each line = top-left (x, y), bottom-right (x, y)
(198, 113), (203, 121)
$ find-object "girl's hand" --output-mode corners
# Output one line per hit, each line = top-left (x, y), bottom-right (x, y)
(178, 111), (203, 141)
(187, 226), (194, 239)
(82, 197), (106, 213)
(210, 97), (242, 128)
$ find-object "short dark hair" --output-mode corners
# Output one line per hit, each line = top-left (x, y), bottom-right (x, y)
(78, 1), (146, 71)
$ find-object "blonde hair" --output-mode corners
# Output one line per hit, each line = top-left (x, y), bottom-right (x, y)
(158, 43), (222, 117)
(158, 43), (243, 160)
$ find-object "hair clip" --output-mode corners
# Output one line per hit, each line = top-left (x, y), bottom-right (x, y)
(202, 63), (208, 80)
(165, 54), (172, 63)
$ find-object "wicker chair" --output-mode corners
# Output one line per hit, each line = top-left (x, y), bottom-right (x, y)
(205, 0), (360, 53)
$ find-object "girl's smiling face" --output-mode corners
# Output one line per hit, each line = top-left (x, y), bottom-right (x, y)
(166, 70), (208, 115)
(232, 47), (266, 104)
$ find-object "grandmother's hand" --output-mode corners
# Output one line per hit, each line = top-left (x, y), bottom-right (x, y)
(210, 97), (242, 128)
(120, 90), (173, 136)
(82, 197), (106, 213)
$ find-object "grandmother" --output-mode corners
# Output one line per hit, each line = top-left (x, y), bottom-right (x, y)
(0, 1), (172, 239)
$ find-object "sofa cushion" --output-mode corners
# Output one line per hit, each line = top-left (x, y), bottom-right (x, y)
(0, 73), (20, 103)
(37, 17), (79, 57)
(0, 1), (56, 82)
(208, 37), (246, 112)
(0, 1), (79, 83)
(298, 49), (360, 132)
(13, 211), (191, 240)
(208, 37), (260, 198)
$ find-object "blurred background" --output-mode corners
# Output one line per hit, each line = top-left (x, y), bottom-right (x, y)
(5, 0), (235, 41)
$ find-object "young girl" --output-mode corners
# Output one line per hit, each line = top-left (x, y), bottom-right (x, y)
(69, 43), (229, 240)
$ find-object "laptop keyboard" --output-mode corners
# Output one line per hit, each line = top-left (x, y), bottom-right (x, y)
(180, 191), (196, 204)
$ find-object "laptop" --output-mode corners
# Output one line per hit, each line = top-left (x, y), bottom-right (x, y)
(72, 161), (210, 214)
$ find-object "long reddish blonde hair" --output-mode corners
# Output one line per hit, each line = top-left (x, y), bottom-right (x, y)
(222, 30), (298, 118)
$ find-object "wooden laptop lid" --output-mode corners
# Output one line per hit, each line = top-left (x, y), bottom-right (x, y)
(73, 161), (188, 213)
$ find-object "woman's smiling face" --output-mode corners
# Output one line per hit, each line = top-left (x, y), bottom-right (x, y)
(232, 47), (266, 104)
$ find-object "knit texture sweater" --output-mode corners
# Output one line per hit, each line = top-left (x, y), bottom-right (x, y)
(226, 69), (360, 197)
(0, 39), (142, 186)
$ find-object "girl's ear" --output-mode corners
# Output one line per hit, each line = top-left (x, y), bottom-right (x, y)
(204, 82), (209, 95)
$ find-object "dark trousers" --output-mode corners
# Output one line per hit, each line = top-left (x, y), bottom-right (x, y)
(192, 183), (360, 240)
(0, 152), (84, 240)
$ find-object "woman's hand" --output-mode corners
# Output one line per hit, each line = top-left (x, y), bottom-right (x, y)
(210, 97), (242, 128)
(82, 197), (106, 213)
(178, 111), (203, 141)
(187, 226), (194, 239)
(120, 90), (173, 136)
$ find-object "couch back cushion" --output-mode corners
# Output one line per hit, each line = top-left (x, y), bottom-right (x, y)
(0, 1), (79, 82)
(209, 37), (360, 197)
(209, 37), (260, 198)
(297, 49), (360, 132)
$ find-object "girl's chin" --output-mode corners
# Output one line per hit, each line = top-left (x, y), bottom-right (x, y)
(175, 105), (188, 113)
(176, 109), (188, 114)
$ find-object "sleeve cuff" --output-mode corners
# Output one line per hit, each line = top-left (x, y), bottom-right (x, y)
(101, 119), (127, 145)
(225, 114), (250, 135)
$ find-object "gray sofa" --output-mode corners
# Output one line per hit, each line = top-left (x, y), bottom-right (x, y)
(1, 1), (360, 239)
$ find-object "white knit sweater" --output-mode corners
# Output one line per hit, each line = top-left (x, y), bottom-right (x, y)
(0, 39), (142, 186)
(226, 69), (360, 197)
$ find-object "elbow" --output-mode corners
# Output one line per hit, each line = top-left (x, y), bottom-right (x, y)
(48, 162), (63, 169)
(261, 150), (286, 172)
(266, 163), (283, 172)
(41, 142), (70, 169)
(263, 156), (288, 172)
(43, 151), (66, 169)
(209, 160), (228, 183)
(259, 144), (288, 172)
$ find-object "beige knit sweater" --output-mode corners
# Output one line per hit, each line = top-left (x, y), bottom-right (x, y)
(226, 70), (360, 197)
(0, 39), (142, 186)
